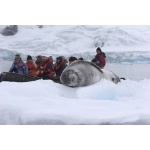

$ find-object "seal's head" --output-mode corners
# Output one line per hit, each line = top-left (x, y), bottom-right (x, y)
(60, 69), (84, 87)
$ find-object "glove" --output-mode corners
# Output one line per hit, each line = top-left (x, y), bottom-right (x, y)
(96, 61), (100, 64)
(96, 61), (100, 65)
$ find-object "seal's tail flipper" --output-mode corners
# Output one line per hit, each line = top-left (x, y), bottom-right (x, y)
(120, 77), (126, 80)
(101, 69), (120, 84)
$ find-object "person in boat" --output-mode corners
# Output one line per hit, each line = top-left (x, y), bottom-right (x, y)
(39, 56), (55, 79)
(26, 55), (37, 77)
(91, 47), (106, 69)
(62, 56), (68, 67)
(54, 56), (66, 80)
(68, 56), (77, 64)
(9, 54), (28, 75)
(35, 55), (44, 76)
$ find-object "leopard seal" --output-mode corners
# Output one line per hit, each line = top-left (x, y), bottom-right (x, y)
(60, 61), (120, 87)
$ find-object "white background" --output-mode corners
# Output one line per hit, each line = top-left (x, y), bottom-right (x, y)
(0, 0), (150, 150)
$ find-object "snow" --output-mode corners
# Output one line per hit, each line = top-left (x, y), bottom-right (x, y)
(1, 78), (150, 125)
(0, 25), (150, 124)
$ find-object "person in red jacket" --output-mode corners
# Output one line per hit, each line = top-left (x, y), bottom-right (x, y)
(92, 47), (106, 69)
(54, 56), (66, 80)
(26, 55), (37, 77)
(40, 56), (55, 79)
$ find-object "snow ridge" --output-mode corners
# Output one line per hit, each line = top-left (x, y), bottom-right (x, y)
(0, 25), (150, 63)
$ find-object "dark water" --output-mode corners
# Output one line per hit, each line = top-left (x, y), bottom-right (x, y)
(0, 61), (150, 81)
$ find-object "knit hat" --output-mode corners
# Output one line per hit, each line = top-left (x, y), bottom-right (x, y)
(27, 55), (32, 60)
(37, 55), (42, 59)
(96, 47), (101, 51)
(15, 54), (20, 58)
(15, 54), (21, 60)
(56, 56), (62, 62)
(78, 57), (84, 60)
(69, 56), (77, 62)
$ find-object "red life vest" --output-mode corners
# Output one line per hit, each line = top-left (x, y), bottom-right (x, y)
(42, 58), (55, 79)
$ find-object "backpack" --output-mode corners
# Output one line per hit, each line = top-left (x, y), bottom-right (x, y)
(102, 52), (106, 58)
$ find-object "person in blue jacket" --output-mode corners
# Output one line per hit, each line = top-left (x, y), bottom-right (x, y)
(9, 54), (28, 75)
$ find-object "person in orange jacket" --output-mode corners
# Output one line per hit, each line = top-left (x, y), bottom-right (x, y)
(35, 55), (44, 76)
(26, 55), (37, 77)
